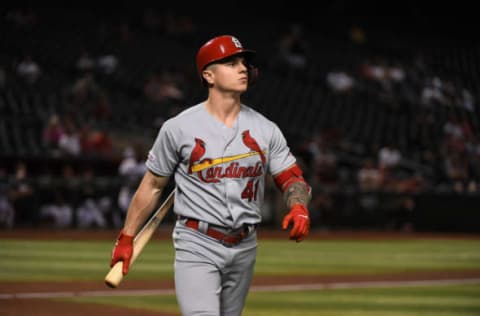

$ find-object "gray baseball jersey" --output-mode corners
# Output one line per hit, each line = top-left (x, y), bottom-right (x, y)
(146, 102), (295, 229)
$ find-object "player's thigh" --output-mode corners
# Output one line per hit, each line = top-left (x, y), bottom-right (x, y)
(175, 250), (221, 316)
(220, 246), (256, 315)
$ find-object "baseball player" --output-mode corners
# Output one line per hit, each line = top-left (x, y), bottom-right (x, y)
(110, 35), (312, 316)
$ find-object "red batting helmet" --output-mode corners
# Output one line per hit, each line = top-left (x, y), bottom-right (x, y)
(196, 35), (258, 85)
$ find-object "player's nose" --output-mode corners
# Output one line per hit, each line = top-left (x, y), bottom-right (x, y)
(237, 62), (247, 72)
(238, 66), (248, 77)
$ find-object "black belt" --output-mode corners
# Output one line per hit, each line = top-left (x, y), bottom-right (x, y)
(182, 217), (256, 247)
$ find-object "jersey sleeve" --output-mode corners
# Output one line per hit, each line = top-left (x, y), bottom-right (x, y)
(145, 120), (179, 176)
(268, 123), (296, 176)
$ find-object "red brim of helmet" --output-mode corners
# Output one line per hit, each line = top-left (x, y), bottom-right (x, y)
(204, 49), (256, 69)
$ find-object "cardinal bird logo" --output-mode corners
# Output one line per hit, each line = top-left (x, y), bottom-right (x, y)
(188, 138), (206, 173)
(242, 130), (266, 164)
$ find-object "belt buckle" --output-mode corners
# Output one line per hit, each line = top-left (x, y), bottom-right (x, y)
(219, 228), (242, 247)
(220, 229), (248, 247)
(219, 235), (236, 248)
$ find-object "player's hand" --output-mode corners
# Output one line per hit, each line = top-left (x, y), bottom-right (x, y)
(110, 231), (134, 275)
(282, 204), (310, 242)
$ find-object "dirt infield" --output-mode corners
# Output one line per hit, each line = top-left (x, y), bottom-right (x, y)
(2, 228), (480, 316)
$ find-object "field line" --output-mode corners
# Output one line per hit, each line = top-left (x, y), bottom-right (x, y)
(1, 278), (480, 300)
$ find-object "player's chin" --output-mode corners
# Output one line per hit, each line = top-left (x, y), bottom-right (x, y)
(236, 81), (248, 92)
(225, 81), (248, 93)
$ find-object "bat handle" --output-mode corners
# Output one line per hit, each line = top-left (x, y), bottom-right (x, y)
(104, 262), (124, 288)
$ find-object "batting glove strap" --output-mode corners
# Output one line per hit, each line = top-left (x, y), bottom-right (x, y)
(290, 204), (309, 217)
(116, 231), (134, 245)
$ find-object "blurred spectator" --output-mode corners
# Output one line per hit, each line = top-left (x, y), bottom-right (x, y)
(394, 173), (426, 194)
(58, 120), (81, 156)
(42, 114), (65, 153)
(443, 114), (464, 140)
(378, 144), (402, 170)
(309, 191), (334, 229)
(117, 181), (135, 225)
(383, 195), (415, 231)
(70, 73), (99, 112)
(360, 58), (387, 82)
(467, 137), (480, 181)
(144, 70), (184, 103)
(460, 88), (475, 112)
(89, 129), (113, 156)
(118, 146), (147, 177)
(8, 162), (36, 227)
(97, 53), (118, 75)
(388, 62), (406, 83)
(59, 163), (80, 204)
(444, 153), (469, 192)
(310, 137), (339, 191)
(0, 168), (14, 228)
(16, 55), (41, 84)
(357, 158), (383, 192)
(76, 197), (107, 229)
(39, 191), (73, 228)
(442, 134), (466, 156)
(75, 50), (95, 73)
(76, 168), (108, 229)
(275, 23), (309, 72)
(118, 146), (147, 222)
(79, 125), (94, 153)
(78, 125), (113, 158)
(421, 77), (449, 107)
(326, 71), (354, 93)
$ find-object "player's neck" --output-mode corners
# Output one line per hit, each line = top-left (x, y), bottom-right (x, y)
(204, 95), (240, 128)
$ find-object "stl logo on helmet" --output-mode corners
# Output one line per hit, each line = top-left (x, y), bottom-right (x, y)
(231, 37), (243, 48)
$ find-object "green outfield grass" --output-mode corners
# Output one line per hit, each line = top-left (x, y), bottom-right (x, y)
(242, 285), (480, 316)
(64, 284), (480, 316)
(0, 238), (479, 281)
(1, 236), (479, 315)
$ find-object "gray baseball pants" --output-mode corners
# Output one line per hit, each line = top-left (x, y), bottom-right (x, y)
(173, 220), (257, 316)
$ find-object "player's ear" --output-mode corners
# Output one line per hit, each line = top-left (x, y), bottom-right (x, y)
(202, 68), (214, 86)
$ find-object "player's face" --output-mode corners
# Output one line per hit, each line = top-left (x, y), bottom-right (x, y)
(209, 56), (249, 93)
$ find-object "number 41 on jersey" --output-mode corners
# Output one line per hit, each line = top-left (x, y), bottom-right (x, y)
(241, 179), (259, 202)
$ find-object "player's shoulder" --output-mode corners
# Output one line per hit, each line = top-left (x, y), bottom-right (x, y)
(176, 103), (204, 119)
(161, 103), (204, 128)
(241, 104), (277, 128)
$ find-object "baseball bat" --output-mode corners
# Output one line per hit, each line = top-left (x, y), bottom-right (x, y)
(104, 188), (176, 288)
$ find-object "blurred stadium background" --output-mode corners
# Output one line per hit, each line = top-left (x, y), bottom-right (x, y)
(0, 4), (479, 233)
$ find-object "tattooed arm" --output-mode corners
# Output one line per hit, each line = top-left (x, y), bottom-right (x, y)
(284, 181), (311, 208)
(273, 164), (312, 242)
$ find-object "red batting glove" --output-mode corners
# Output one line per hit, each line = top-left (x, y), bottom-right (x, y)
(282, 204), (310, 242)
(110, 231), (134, 275)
